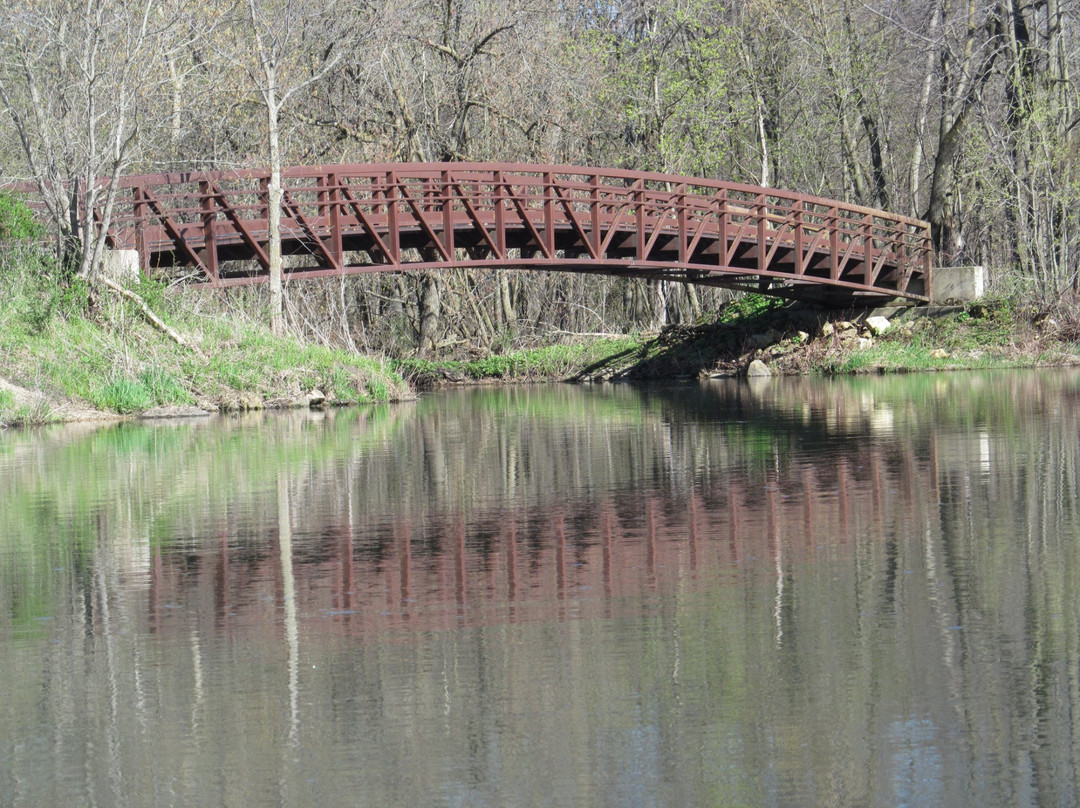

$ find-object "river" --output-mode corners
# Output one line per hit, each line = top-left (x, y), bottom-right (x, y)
(2, 372), (1079, 806)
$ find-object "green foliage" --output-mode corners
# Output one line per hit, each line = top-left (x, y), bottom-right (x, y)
(813, 303), (1038, 375)
(132, 277), (168, 313)
(139, 367), (194, 406)
(91, 368), (193, 414)
(0, 248), (404, 415)
(0, 248), (90, 336)
(0, 397), (56, 427)
(466, 354), (526, 378)
(395, 338), (645, 383)
(366, 378), (389, 401)
(716, 294), (783, 323)
(0, 193), (45, 242)
(93, 377), (155, 413)
(581, 2), (748, 176)
(22, 275), (90, 336)
(200, 324), (401, 402)
(818, 343), (953, 374)
(924, 299), (1020, 351)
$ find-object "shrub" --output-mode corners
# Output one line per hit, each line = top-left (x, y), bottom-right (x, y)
(0, 192), (45, 242)
(716, 293), (782, 323)
(366, 378), (390, 401)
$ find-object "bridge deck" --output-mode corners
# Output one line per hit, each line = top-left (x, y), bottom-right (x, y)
(100, 162), (931, 303)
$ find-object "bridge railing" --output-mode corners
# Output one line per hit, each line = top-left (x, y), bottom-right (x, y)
(53, 162), (932, 299)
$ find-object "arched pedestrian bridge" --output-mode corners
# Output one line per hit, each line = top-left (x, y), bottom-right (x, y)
(105, 162), (932, 304)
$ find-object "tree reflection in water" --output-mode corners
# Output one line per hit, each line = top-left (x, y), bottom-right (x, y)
(2, 373), (1080, 806)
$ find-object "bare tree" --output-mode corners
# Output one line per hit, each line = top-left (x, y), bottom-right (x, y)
(0, 0), (186, 282)
(921, 0), (1001, 261)
(234, 0), (369, 334)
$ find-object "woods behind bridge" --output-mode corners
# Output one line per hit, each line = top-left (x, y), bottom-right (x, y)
(0, 0), (1077, 354)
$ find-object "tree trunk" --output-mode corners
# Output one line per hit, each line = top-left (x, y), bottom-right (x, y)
(923, 3), (999, 262)
(909, 0), (944, 215)
(499, 271), (516, 334)
(267, 96), (284, 336)
(418, 272), (441, 354)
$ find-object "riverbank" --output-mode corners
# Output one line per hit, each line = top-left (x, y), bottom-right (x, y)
(3, 263), (1079, 429)
(0, 261), (410, 428)
(395, 294), (1080, 387)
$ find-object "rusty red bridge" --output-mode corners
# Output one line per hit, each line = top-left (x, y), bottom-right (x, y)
(103, 162), (932, 304)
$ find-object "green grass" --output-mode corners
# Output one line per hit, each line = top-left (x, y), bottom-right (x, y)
(0, 245), (408, 417)
(715, 293), (783, 324)
(813, 299), (1048, 375)
(139, 367), (193, 405)
(92, 378), (155, 413)
(0, 388), (56, 427)
(821, 342), (959, 374)
(198, 322), (401, 403)
(88, 368), (195, 414)
(394, 337), (647, 383)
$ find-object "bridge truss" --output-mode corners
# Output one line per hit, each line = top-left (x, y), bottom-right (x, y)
(100, 162), (931, 304)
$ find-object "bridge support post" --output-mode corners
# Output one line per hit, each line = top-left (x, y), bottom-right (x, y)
(717, 188), (729, 266)
(590, 174), (601, 259)
(441, 169), (455, 258)
(385, 171), (400, 265)
(793, 200), (805, 275)
(862, 214), (876, 285)
(677, 183), (688, 264)
(132, 186), (149, 276)
(756, 193), (767, 273)
(829, 206), (839, 281)
(635, 179), (646, 260)
(199, 181), (218, 282)
(494, 172), (506, 259)
(543, 172), (555, 258)
(326, 173), (342, 268)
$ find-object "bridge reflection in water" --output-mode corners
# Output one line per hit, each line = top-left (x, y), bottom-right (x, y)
(102, 163), (932, 303)
(137, 378), (995, 644)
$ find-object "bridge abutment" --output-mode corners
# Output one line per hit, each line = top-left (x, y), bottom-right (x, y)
(102, 249), (140, 283)
(931, 265), (986, 303)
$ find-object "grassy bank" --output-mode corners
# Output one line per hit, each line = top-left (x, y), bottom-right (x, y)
(391, 294), (785, 386)
(5, 236), (1079, 429)
(395, 295), (1080, 387)
(394, 336), (648, 385)
(0, 249), (408, 428)
(782, 298), (1080, 376)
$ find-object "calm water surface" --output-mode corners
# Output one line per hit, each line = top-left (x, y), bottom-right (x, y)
(3, 372), (1080, 806)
